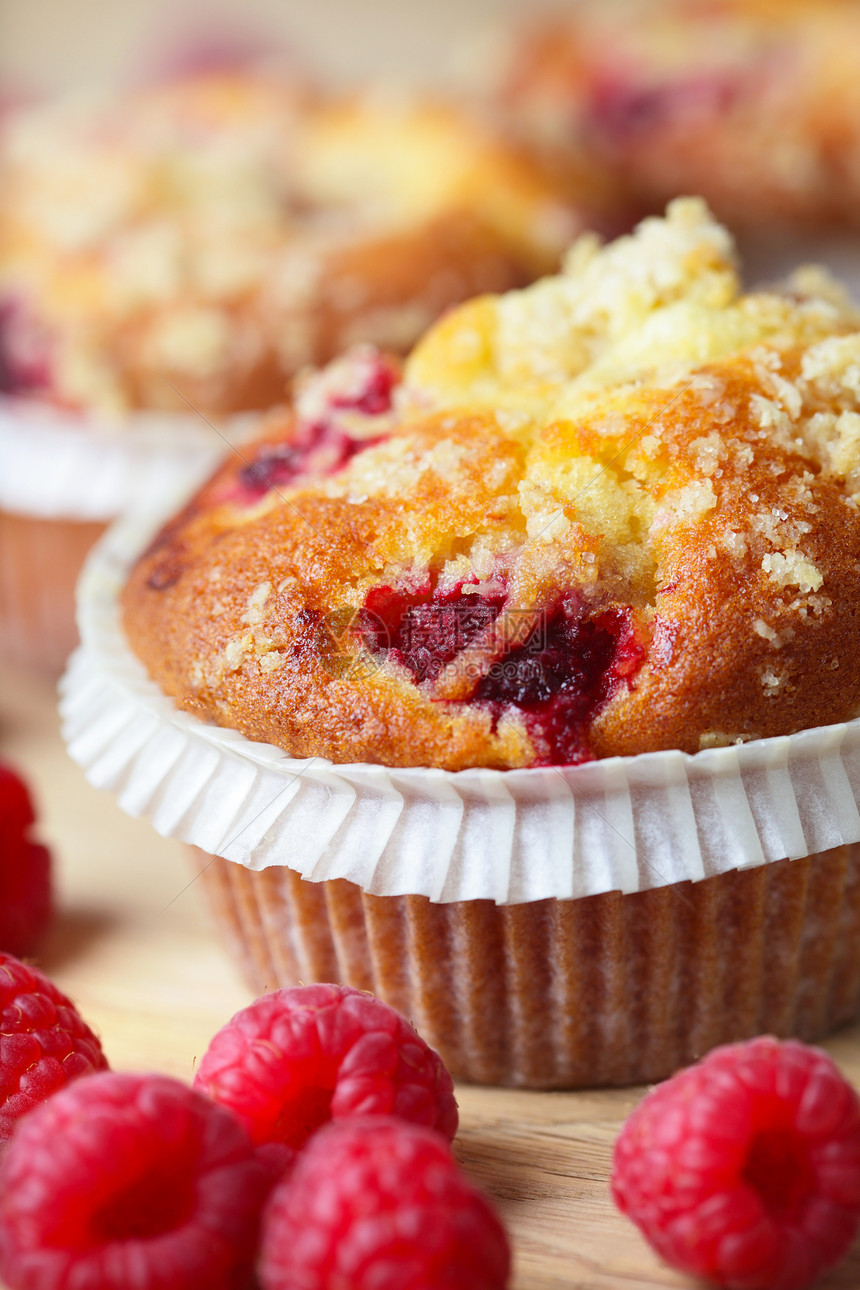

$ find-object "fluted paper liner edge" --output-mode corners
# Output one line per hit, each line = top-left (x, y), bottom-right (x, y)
(60, 503), (860, 905)
(0, 398), (253, 521)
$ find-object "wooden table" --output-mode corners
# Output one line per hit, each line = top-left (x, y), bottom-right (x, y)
(3, 656), (860, 1290)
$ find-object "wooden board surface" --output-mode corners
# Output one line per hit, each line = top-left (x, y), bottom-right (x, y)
(3, 656), (860, 1290)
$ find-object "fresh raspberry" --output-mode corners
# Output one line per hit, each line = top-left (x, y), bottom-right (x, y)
(612, 1036), (860, 1290)
(259, 1117), (511, 1290)
(194, 983), (458, 1150)
(0, 953), (107, 1142)
(0, 1071), (271, 1290)
(0, 761), (52, 956)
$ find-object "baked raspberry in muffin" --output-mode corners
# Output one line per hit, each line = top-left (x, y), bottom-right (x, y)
(494, 0), (860, 232)
(124, 198), (860, 770)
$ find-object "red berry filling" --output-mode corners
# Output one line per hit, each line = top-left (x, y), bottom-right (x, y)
(359, 583), (644, 765)
(323, 345), (399, 417)
(234, 424), (387, 501)
(0, 953), (108, 1143)
(258, 1118), (511, 1290)
(0, 1071), (270, 1290)
(360, 583), (507, 684)
(476, 600), (644, 765)
(612, 1037), (860, 1290)
(0, 296), (54, 397)
(193, 983), (458, 1151)
(235, 437), (325, 498)
(231, 347), (400, 505)
(145, 31), (278, 82)
(588, 64), (745, 140)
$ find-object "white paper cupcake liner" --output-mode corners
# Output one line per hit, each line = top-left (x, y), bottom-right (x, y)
(0, 397), (254, 521)
(60, 500), (860, 905)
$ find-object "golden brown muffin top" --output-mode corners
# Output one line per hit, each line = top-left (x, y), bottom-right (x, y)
(124, 199), (860, 768)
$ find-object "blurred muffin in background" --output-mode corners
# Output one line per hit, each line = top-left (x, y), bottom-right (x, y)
(493, 0), (860, 233)
(0, 71), (601, 417)
(0, 65), (606, 676)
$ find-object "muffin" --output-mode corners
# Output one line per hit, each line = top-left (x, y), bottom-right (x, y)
(69, 199), (860, 1087)
(492, 0), (860, 232)
(124, 197), (860, 766)
(0, 69), (592, 675)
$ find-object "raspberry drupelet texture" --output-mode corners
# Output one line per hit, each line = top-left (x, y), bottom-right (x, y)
(193, 983), (458, 1150)
(612, 1036), (860, 1290)
(258, 1117), (511, 1290)
(0, 1071), (271, 1290)
(0, 953), (107, 1142)
(0, 762), (52, 957)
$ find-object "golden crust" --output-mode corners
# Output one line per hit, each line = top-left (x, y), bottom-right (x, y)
(124, 201), (860, 768)
(0, 77), (592, 416)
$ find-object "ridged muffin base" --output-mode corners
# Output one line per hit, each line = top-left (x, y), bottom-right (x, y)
(191, 843), (860, 1088)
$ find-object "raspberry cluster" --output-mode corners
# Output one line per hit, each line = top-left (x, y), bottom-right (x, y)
(8, 885), (858, 1290)
(0, 975), (509, 1290)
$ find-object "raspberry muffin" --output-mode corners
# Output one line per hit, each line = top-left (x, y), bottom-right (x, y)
(0, 69), (591, 675)
(494, 0), (860, 231)
(75, 200), (860, 1087)
(124, 198), (860, 767)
